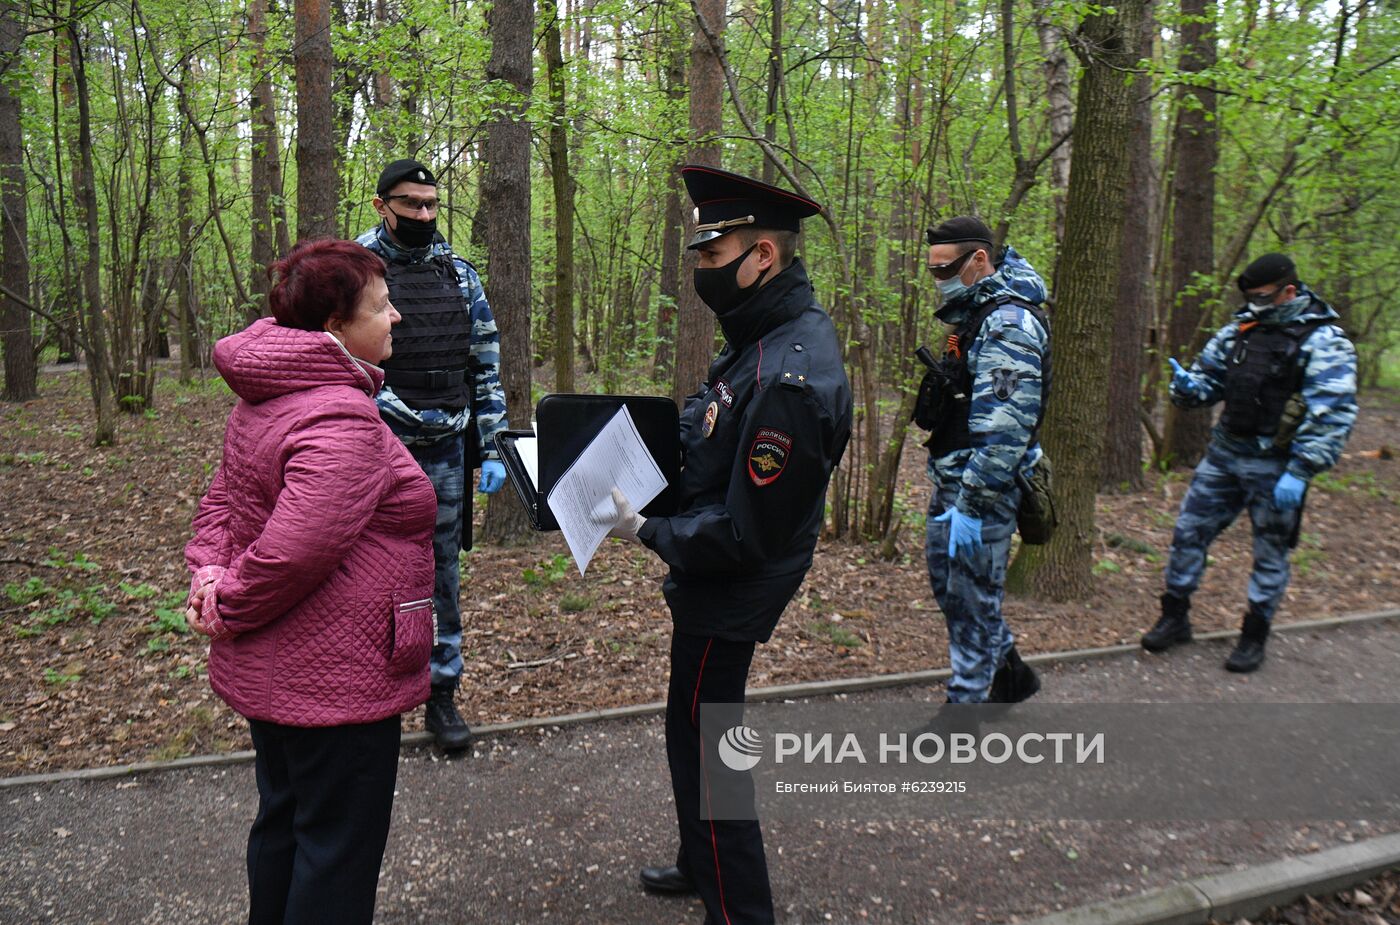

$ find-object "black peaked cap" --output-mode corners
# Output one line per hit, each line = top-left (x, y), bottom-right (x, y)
(681, 164), (822, 249)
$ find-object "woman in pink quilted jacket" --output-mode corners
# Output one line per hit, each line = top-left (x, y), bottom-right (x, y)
(185, 238), (436, 925)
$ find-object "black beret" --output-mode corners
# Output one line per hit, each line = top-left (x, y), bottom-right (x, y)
(1237, 253), (1297, 291)
(681, 164), (822, 249)
(926, 216), (994, 248)
(376, 159), (436, 197)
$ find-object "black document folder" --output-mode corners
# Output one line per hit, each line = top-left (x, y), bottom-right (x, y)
(493, 393), (681, 531)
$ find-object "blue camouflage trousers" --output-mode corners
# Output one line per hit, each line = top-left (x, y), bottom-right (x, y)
(925, 479), (1021, 703)
(406, 433), (466, 689)
(1164, 444), (1300, 621)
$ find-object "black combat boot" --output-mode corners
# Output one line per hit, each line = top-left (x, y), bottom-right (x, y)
(1225, 605), (1270, 673)
(987, 646), (1041, 704)
(1141, 593), (1193, 653)
(425, 685), (474, 751)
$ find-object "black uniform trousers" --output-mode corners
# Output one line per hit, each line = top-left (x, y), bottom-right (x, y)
(667, 631), (775, 925)
(245, 715), (401, 925)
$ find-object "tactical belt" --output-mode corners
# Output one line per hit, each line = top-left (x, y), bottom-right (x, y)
(384, 366), (470, 390)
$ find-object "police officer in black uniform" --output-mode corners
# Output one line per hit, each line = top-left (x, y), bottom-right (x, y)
(607, 165), (853, 924)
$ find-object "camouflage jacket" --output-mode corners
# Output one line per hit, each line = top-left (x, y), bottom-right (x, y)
(1169, 286), (1358, 480)
(356, 223), (508, 459)
(928, 246), (1050, 518)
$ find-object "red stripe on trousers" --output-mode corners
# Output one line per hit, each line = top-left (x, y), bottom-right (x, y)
(692, 638), (732, 925)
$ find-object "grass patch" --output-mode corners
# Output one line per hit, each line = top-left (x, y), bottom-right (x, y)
(807, 620), (865, 648)
(4, 577), (52, 607)
(559, 592), (592, 613)
(522, 553), (570, 589)
(1313, 470), (1391, 502)
(43, 666), (82, 687)
(1105, 533), (1157, 555)
(1293, 548), (1327, 578)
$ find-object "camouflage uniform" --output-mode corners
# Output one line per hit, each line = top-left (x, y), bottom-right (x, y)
(1164, 287), (1358, 620)
(357, 224), (508, 688)
(925, 246), (1049, 703)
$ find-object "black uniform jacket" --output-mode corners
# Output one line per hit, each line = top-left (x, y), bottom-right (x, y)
(638, 259), (853, 642)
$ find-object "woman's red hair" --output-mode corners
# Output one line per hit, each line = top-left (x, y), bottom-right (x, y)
(268, 239), (387, 331)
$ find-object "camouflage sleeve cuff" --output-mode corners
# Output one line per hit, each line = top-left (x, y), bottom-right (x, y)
(954, 488), (996, 518)
(1286, 460), (1318, 481)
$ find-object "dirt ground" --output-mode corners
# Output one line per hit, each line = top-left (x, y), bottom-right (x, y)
(1228, 868), (1400, 924)
(1, 368), (1396, 776)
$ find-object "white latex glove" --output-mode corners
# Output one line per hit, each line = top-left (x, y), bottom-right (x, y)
(607, 487), (646, 543)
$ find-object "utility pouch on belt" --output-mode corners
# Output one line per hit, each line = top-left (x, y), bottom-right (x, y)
(1272, 392), (1307, 450)
(911, 345), (959, 433)
(1014, 454), (1057, 545)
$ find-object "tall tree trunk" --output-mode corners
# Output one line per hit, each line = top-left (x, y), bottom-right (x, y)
(1006, 0), (1145, 600)
(671, 0), (723, 408)
(250, 0), (287, 311)
(295, 0), (337, 240)
(653, 40), (685, 380)
(67, 24), (117, 445)
(544, 15), (575, 393)
(1101, 0), (1157, 489)
(761, 0), (781, 186)
(479, 0), (535, 544)
(1160, 0), (1218, 468)
(176, 118), (200, 383)
(1032, 0), (1073, 246)
(0, 0), (35, 401)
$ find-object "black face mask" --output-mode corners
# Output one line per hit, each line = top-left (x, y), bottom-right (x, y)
(387, 210), (437, 249)
(693, 244), (769, 314)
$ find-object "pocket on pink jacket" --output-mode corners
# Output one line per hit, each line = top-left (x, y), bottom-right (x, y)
(388, 595), (434, 676)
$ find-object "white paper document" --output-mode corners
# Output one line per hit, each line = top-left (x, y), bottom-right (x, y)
(516, 431), (539, 490)
(546, 405), (667, 575)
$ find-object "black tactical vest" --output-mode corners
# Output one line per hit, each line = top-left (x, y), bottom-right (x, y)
(914, 295), (1051, 458)
(1219, 318), (1325, 438)
(381, 256), (474, 411)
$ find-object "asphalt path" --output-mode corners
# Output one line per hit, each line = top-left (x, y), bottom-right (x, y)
(3, 618), (1398, 924)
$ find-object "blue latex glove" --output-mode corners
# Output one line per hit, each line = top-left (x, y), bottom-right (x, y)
(1273, 472), (1306, 511)
(933, 508), (984, 562)
(1168, 358), (1198, 396)
(478, 460), (507, 494)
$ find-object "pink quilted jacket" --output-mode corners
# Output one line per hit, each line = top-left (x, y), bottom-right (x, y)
(186, 317), (438, 727)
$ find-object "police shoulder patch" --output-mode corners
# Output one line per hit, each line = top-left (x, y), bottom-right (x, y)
(748, 427), (793, 486)
(992, 368), (1019, 401)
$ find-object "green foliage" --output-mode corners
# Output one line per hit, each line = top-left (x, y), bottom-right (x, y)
(1313, 470), (1391, 503)
(42, 666), (82, 687)
(1105, 533), (1157, 555)
(43, 549), (100, 572)
(522, 553), (571, 589)
(4, 577), (51, 607)
(807, 619), (865, 648)
(559, 592), (592, 613)
(4, 0), (1398, 571)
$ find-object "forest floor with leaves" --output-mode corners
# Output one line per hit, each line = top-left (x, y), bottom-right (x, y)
(0, 367), (1397, 776)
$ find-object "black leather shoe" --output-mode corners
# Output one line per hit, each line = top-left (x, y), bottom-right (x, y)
(425, 686), (474, 751)
(1225, 607), (1269, 673)
(639, 864), (696, 895)
(1142, 593), (1192, 652)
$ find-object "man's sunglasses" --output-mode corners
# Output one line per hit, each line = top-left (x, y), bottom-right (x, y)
(385, 194), (440, 212)
(926, 248), (980, 281)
